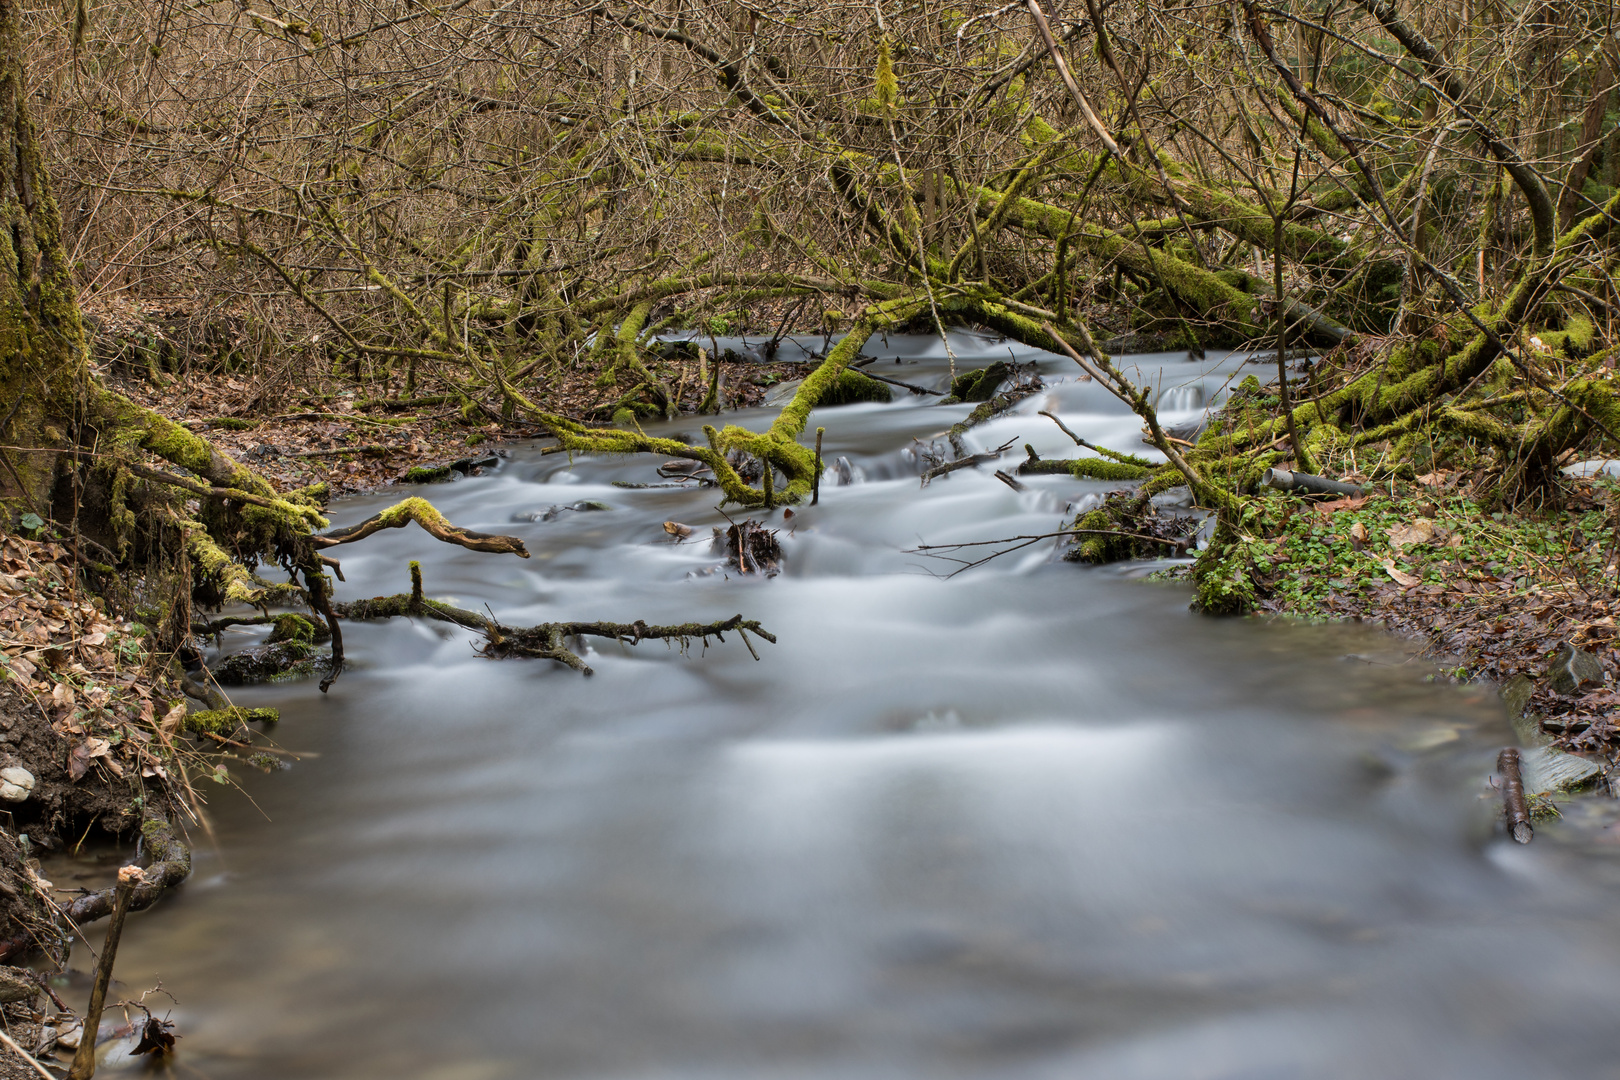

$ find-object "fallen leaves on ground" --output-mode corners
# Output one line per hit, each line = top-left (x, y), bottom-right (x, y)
(0, 536), (172, 784)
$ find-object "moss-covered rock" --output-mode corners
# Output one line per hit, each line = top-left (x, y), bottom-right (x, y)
(404, 464), (454, 483)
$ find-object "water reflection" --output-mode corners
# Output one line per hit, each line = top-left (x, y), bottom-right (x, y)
(54, 338), (1620, 1078)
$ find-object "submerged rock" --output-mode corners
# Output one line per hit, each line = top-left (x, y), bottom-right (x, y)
(214, 640), (323, 685)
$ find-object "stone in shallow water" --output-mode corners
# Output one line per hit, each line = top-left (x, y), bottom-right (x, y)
(1520, 745), (1602, 796)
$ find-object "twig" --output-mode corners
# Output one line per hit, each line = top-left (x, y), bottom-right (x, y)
(920, 437), (1018, 485)
(849, 362), (944, 396)
(994, 470), (1028, 491)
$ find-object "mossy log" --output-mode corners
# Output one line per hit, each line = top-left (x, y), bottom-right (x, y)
(532, 294), (932, 506)
(312, 497), (530, 557)
(1018, 449), (1158, 481)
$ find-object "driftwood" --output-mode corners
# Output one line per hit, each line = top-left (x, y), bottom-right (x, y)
(920, 437), (1019, 486)
(1498, 747), (1533, 844)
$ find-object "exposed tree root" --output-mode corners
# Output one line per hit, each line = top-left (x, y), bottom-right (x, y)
(0, 813), (191, 964)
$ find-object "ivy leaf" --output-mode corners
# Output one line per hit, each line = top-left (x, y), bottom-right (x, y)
(17, 513), (43, 534)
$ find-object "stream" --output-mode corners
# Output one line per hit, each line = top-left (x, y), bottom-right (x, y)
(51, 334), (1620, 1078)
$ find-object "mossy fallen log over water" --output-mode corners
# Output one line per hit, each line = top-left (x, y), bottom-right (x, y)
(532, 295), (932, 507)
(312, 497), (530, 557)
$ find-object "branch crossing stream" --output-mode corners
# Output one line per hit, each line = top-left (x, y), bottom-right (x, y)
(57, 334), (1620, 1077)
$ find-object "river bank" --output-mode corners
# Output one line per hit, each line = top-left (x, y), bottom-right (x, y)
(1241, 477), (1617, 745)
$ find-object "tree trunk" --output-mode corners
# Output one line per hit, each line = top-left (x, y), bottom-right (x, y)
(0, 0), (88, 516)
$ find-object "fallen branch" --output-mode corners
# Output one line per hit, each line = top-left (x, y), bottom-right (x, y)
(332, 563), (774, 674)
(1498, 747), (1533, 844)
(920, 437), (1018, 485)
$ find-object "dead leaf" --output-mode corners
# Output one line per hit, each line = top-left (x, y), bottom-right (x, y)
(130, 1014), (178, 1057)
(1388, 518), (1436, 553)
(159, 703), (186, 737)
(81, 631), (106, 647)
(1381, 559), (1422, 588)
(68, 741), (94, 782)
(1315, 493), (1369, 513)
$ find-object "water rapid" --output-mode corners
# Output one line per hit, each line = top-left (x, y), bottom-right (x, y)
(53, 335), (1620, 1079)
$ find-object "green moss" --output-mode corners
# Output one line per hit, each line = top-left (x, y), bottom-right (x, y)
(817, 370), (893, 406)
(1069, 457), (1156, 480)
(267, 613), (318, 645)
(404, 464), (454, 483)
(1191, 517), (1261, 615)
(940, 362), (1010, 404)
(184, 706), (279, 732)
(1530, 315), (1596, 357)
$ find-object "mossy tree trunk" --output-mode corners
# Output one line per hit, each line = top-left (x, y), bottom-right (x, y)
(0, 0), (89, 516)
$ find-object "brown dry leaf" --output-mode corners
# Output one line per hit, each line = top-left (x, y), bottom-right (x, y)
(1381, 559), (1422, 588)
(130, 1014), (178, 1057)
(68, 739), (96, 781)
(70, 736), (123, 780)
(159, 703), (186, 737)
(1315, 493), (1370, 513)
(81, 631), (106, 647)
(1388, 518), (1436, 553)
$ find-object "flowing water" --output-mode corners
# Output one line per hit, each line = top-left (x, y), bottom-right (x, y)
(50, 335), (1620, 1078)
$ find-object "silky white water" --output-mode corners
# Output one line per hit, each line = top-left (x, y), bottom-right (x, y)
(59, 334), (1620, 1079)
